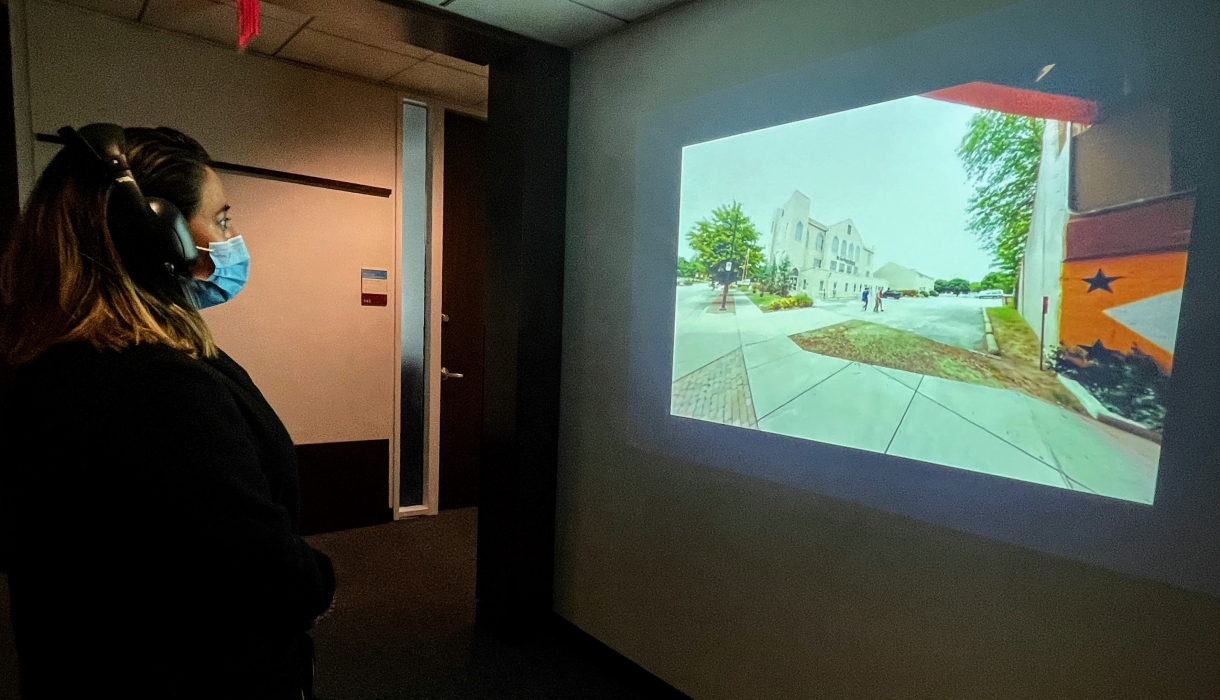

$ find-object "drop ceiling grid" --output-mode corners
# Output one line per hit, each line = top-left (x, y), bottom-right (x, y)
(415, 0), (689, 45)
(46, 0), (489, 106)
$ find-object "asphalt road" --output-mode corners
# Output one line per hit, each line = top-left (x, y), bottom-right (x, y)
(819, 294), (1002, 351)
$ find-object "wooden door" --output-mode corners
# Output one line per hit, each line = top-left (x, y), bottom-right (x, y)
(439, 111), (487, 510)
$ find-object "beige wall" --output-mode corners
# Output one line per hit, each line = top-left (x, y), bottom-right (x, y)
(1072, 101), (1173, 212)
(17, 0), (405, 445)
(558, 1), (1220, 698)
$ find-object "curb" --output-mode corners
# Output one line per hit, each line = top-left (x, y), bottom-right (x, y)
(1056, 374), (1162, 444)
(981, 308), (999, 355)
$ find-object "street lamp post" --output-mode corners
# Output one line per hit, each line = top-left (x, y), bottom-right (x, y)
(719, 204), (740, 312)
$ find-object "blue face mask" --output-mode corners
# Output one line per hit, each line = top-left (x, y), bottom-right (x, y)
(188, 236), (250, 310)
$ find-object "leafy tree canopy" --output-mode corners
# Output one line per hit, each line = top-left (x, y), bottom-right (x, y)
(958, 112), (1044, 279)
(677, 256), (705, 279)
(979, 270), (1016, 293)
(686, 202), (765, 285)
(945, 278), (972, 295)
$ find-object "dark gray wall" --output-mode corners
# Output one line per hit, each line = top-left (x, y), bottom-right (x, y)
(555, 0), (1220, 698)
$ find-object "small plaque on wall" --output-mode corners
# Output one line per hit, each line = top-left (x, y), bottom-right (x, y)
(361, 269), (388, 306)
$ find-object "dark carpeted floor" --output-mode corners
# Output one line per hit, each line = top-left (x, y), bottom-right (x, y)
(0, 508), (653, 699)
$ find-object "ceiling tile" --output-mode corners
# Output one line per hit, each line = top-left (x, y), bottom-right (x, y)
(306, 16), (433, 59)
(142, 0), (307, 55)
(570, 0), (685, 22)
(276, 27), (424, 81)
(424, 51), (488, 77)
(56, 0), (146, 21)
(441, 0), (625, 47)
(387, 60), (488, 106)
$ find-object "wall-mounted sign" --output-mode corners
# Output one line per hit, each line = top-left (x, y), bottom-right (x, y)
(361, 268), (388, 306)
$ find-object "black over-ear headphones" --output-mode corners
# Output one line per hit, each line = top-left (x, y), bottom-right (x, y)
(58, 123), (198, 280)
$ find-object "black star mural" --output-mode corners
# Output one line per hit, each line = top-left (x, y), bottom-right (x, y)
(1083, 268), (1121, 293)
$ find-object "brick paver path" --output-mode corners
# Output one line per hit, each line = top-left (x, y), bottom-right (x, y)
(671, 346), (758, 428)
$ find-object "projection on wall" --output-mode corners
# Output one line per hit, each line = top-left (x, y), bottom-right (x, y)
(670, 82), (1189, 505)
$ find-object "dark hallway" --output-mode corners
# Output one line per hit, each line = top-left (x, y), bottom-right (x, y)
(0, 510), (664, 700)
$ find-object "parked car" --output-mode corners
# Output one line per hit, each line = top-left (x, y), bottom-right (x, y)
(978, 289), (1005, 299)
(881, 289), (903, 300)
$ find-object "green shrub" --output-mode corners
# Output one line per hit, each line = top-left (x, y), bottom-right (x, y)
(929, 290), (939, 297)
(918, 291), (928, 297)
(1054, 342), (1169, 430)
(767, 294), (814, 311)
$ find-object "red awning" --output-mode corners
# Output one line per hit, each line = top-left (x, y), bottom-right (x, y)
(924, 82), (1098, 124)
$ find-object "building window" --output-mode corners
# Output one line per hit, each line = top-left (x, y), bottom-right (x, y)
(833, 283), (838, 294)
(832, 237), (839, 255)
(802, 279), (808, 290)
(795, 221), (804, 242)
(819, 280), (825, 290)
(816, 233), (824, 250)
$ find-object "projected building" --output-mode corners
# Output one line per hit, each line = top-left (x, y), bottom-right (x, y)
(922, 83), (1193, 374)
(768, 190), (886, 300)
(872, 263), (935, 294)
(1019, 106), (1191, 373)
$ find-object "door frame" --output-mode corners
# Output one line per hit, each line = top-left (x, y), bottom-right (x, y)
(390, 96), (486, 519)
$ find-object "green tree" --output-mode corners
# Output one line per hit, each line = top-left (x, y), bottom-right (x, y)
(686, 202), (765, 291)
(774, 253), (796, 296)
(946, 277), (972, 296)
(677, 256), (705, 279)
(979, 270), (1015, 293)
(751, 257), (772, 286)
(934, 279), (950, 294)
(958, 112), (1044, 281)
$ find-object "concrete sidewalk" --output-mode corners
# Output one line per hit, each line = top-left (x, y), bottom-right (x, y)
(747, 338), (1158, 503)
(671, 288), (1159, 504)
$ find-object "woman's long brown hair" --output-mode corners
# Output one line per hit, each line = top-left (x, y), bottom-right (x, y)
(0, 128), (218, 368)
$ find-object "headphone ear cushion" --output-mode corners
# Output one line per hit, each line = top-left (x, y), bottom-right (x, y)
(145, 197), (199, 277)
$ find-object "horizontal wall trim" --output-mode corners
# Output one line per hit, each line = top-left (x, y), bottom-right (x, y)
(35, 132), (393, 197)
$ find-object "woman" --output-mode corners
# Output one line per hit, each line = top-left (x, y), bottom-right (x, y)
(0, 126), (335, 698)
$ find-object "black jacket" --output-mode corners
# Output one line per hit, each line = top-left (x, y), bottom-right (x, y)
(0, 341), (336, 698)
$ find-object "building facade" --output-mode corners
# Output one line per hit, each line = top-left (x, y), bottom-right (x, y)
(769, 190), (886, 300)
(1023, 104), (1190, 373)
(872, 262), (935, 294)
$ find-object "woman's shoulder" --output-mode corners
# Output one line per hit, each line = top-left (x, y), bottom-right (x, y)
(9, 341), (230, 406)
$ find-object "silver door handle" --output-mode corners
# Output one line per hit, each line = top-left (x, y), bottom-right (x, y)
(441, 367), (464, 380)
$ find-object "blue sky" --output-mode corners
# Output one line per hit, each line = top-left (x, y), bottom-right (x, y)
(677, 95), (1004, 282)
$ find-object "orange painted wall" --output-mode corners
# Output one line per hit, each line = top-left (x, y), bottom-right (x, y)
(1059, 250), (1187, 372)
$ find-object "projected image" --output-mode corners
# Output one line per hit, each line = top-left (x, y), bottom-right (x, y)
(671, 82), (1193, 504)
